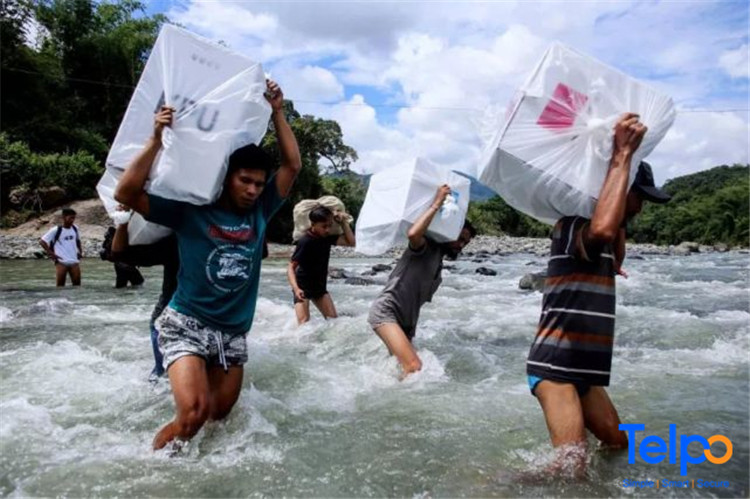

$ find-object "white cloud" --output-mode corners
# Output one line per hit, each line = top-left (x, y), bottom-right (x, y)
(719, 44), (749, 79)
(274, 65), (344, 103)
(648, 111), (749, 185)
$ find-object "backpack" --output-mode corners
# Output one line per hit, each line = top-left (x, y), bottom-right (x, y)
(100, 227), (116, 261)
(50, 224), (80, 252)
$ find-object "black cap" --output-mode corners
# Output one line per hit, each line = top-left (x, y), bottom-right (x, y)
(632, 161), (671, 204)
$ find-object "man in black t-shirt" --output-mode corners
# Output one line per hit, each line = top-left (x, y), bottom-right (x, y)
(287, 205), (355, 324)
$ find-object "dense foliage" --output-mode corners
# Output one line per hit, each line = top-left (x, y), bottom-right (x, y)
(467, 164), (749, 246)
(628, 165), (749, 246)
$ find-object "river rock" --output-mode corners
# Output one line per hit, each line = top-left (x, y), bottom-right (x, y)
(345, 276), (376, 286)
(519, 272), (546, 292)
(475, 267), (497, 276)
(677, 241), (700, 253)
(371, 263), (392, 273)
(714, 243), (729, 252)
(328, 267), (351, 279)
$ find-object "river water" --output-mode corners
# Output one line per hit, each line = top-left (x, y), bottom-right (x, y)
(0, 252), (748, 497)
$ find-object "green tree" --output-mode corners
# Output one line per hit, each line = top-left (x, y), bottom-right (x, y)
(262, 101), (359, 243)
(2, 0), (165, 158)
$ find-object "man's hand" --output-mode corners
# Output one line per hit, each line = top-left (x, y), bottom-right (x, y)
(333, 211), (348, 225)
(293, 287), (305, 302)
(153, 106), (175, 142)
(612, 112), (647, 158)
(432, 185), (452, 209)
(265, 79), (284, 112)
(48, 252), (59, 263)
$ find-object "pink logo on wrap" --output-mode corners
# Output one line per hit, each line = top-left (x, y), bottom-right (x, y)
(537, 83), (588, 130)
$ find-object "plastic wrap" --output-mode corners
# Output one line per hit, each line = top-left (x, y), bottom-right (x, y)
(97, 24), (271, 244)
(477, 42), (676, 225)
(355, 158), (470, 256)
(292, 196), (353, 242)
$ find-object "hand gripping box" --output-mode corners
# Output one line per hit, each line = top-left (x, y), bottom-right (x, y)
(355, 158), (470, 256)
(477, 42), (676, 225)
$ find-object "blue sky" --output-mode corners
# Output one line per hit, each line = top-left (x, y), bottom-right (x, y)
(145, 0), (748, 184)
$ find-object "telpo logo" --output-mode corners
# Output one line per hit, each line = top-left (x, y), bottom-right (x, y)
(620, 424), (733, 476)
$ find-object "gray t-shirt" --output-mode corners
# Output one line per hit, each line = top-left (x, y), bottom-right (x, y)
(368, 238), (444, 335)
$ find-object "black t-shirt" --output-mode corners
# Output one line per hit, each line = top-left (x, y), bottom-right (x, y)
(292, 233), (338, 293)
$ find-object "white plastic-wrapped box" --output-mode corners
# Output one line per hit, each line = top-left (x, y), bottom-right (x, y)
(355, 158), (470, 256)
(97, 24), (271, 243)
(478, 42), (675, 225)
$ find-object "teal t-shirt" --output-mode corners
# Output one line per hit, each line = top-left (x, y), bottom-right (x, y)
(146, 180), (284, 335)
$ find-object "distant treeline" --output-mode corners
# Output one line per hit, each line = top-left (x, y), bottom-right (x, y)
(468, 164), (749, 246)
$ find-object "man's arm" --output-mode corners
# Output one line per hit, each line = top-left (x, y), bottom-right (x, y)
(288, 261), (305, 302)
(114, 106), (174, 217)
(111, 223), (129, 256)
(579, 113), (646, 255)
(266, 80), (301, 198)
(334, 213), (355, 247)
(39, 236), (58, 262)
(76, 228), (82, 259)
(407, 185), (451, 250)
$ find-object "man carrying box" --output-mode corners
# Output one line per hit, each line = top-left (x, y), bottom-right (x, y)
(525, 113), (671, 477)
(368, 185), (476, 378)
(115, 79), (301, 450)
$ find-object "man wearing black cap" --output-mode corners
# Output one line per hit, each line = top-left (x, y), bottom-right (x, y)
(525, 113), (671, 477)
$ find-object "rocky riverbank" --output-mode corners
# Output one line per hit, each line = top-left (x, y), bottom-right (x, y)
(0, 198), (743, 260)
(0, 232), (742, 260)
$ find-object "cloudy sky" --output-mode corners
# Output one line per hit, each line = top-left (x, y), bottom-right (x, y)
(148, 0), (748, 185)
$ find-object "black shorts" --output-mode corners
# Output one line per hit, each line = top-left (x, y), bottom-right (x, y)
(528, 375), (591, 397)
(292, 287), (328, 304)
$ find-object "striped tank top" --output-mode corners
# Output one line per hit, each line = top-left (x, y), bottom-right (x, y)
(526, 216), (616, 386)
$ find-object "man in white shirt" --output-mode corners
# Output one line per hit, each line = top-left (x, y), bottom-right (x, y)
(39, 208), (82, 286)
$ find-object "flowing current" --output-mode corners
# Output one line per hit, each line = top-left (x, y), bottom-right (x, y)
(1, 252), (748, 497)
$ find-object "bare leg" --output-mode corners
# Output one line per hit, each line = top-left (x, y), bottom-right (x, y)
(294, 300), (311, 324)
(534, 380), (588, 478)
(581, 386), (628, 449)
(207, 365), (244, 421)
(69, 264), (81, 286)
(374, 323), (422, 376)
(312, 293), (338, 319)
(153, 355), (210, 450)
(55, 263), (67, 287)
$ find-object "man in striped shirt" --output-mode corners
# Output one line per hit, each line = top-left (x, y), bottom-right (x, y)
(526, 113), (671, 476)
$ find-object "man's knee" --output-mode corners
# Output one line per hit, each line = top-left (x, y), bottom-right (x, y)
(209, 403), (235, 421)
(403, 356), (422, 373)
(601, 427), (628, 449)
(176, 400), (209, 437)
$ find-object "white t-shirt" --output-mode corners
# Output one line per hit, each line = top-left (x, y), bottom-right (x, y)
(41, 226), (80, 264)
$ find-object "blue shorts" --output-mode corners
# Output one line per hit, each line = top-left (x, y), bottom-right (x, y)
(528, 375), (591, 397)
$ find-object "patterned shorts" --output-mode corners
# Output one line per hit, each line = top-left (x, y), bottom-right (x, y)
(155, 307), (248, 371)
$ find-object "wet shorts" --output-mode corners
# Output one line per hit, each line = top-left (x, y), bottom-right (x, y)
(292, 287), (328, 304)
(528, 375), (591, 398)
(367, 299), (416, 341)
(155, 307), (248, 372)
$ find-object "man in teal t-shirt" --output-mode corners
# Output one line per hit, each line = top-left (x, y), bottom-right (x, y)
(115, 79), (301, 450)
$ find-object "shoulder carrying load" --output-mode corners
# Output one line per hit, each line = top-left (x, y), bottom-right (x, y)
(477, 42), (676, 225)
(355, 158), (470, 256)
(97, 24), (271, 244)
(292, 196), (353, 242)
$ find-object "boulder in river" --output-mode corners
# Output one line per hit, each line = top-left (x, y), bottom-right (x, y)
(476, 267), (497, 276)
(519, 272), (546, 292)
